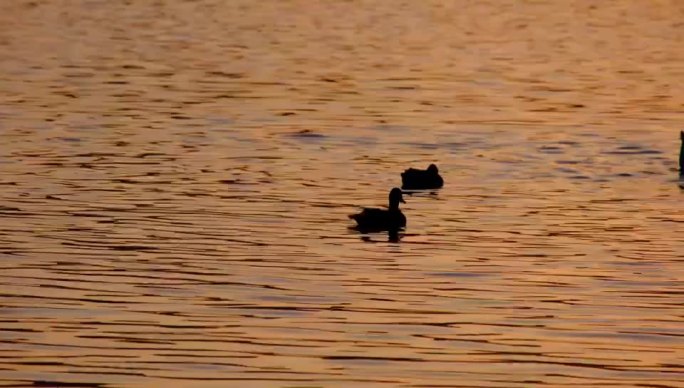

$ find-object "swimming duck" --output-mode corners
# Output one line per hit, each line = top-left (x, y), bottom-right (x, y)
(679, 131), (683, 176)
(401, 163), (443, 190)
(349, 188), (406, 231)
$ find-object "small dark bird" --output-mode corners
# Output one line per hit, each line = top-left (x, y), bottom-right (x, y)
(401, 163), (443, 190)
(679, 131), (683, 176)
(349, 188), (406, 231)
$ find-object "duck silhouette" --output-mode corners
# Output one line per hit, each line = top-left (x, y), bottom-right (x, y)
(679, 131), (683, 176)
(401, 163), (443, 190)
(349, 188), (406, 231)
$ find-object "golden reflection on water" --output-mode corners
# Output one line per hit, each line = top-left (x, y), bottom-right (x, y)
(0, 0), (683, 387)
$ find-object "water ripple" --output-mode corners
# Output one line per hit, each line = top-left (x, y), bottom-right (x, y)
(0, 0), (683, 387)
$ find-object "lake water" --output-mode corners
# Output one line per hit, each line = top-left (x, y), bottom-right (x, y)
(1, 1), (683, 387)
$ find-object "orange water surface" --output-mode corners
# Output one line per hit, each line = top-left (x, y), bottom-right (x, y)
(0, 1), (683, 387)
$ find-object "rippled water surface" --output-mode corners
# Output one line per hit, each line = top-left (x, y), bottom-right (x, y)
(1, 1), (683, 387)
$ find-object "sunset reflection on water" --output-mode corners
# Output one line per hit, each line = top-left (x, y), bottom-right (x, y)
(0, 1), (682, 387)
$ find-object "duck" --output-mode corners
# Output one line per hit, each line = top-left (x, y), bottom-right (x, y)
(679, 131), (683, 176)
(349, 188), (406, 231)
(401, 163), (443, 190)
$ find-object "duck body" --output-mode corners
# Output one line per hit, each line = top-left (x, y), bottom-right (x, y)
(349, 188), (406, 231)
(401, 163), (443, 190)
(349, 207), (406, 231)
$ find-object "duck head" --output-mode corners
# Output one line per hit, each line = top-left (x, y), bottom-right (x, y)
(428, 164), (439, 174)
(389, 187), (405, 209)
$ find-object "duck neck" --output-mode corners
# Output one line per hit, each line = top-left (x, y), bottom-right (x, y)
(389, 200), (400, 211)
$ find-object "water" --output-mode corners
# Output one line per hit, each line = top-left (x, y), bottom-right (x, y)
(1, 1), (683, 387)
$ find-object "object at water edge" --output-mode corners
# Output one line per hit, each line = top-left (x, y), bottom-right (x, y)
(679, 131), (683, 176)
(401, 163), (444, 190)
(349, 188), (406, 231)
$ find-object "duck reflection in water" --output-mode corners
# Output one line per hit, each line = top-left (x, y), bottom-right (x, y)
(359, 229), (403, 243)
(349, 188), (406, 239)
